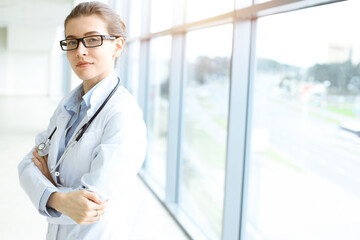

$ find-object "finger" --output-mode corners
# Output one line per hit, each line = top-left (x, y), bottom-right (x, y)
(32, 158), (43, 171)
(33, 151), (42, 159)
(95, 209), (106, 216)
(33, 151), (48, 165)
(97, 201), (109, 210)
(80, 216), (102, 225)
(35, 148), (48, 160)
(93, 209), (103, 217)
(93, 203), (108, 213)
(90, 200), (108, 212)
(82, 191), (102, 205)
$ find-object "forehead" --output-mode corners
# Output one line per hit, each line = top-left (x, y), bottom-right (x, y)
(65, 15), (108, 37)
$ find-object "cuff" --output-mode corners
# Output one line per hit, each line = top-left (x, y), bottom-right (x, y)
(38, 187), (61, 218)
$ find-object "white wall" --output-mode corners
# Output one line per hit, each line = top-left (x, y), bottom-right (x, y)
(0, 27), (9, 95)
(0, 0), (73, 98)
(0, 25), (65, 97)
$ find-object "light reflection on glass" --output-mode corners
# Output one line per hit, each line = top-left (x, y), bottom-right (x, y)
(146, 36), (172, 189)
(126, 42), (140, 99)
(128, 0), (141, 38)
(185, 0), (233, 23)
(254, 0), (272, 4)
(179, 24), (232, 239)
(243, 1), (360, 239)
(150, 0), (174, 32)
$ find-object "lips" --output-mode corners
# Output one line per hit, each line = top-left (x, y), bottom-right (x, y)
(76, 61), (93, 68)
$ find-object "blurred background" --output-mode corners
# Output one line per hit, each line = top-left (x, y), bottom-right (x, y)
(1, 0), (360, 239)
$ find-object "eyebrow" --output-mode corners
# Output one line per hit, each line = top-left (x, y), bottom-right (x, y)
(66, 31), (101, 39)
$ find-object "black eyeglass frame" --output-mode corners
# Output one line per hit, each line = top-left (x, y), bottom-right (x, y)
(59, 35), (117, 51)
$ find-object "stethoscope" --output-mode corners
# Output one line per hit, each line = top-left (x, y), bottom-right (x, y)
(37, 77), (120, 175)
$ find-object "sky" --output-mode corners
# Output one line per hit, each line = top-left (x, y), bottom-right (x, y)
(256, 0), (360, 68)
(141, 0), (360, 69)
(183, 0), (360, 68)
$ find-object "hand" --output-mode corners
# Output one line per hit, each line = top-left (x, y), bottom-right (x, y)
(48, 190), (108, 225)
(32, 148), (56, 186)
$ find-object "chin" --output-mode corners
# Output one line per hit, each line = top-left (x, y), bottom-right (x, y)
(75, 71), (95, 81)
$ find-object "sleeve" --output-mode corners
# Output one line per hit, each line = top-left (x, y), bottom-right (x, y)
(46, 103), (147, 224)
(39, 187), (61, 217)
(17, 107), (61, 217)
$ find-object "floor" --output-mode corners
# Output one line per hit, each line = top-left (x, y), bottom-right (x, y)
(0, 96), (189, 240)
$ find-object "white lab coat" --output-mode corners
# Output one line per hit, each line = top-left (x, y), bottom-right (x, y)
(18, 73), (147, 239)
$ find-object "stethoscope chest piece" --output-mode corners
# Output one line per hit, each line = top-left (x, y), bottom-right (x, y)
(38, 140), (50, 157)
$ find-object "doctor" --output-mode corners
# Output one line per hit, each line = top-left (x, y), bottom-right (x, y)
(18, 1), (147, 239)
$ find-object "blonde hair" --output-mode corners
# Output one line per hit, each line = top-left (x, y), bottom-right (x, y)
(64, 1), (127, 41)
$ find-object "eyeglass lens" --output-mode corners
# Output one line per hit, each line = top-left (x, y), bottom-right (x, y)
(61, 35), (103, 51)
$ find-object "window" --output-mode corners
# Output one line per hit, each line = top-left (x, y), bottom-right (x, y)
(116, 0), (356, 239)
(145, 36), (172, 190)
(243, 1), (360, 239)
(185, 0), (233, 23)
(125, 42), (140, 99)
(150, 0), (174, 32)
(179, 24), (232, 239)
(128, 0), (142, 38)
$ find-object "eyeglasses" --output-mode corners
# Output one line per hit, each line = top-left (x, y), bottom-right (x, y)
(60, 35), (116, 51)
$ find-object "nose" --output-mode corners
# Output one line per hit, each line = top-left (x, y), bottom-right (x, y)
(76, 40), (88, 56)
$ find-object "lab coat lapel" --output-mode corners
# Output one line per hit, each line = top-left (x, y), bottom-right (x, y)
(48, 110), (71, 167)
(65, 113), (90, 145)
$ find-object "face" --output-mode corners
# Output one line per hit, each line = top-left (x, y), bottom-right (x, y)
(65, 15), (124, 86)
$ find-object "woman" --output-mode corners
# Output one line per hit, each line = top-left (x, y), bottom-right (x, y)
(18, 2), (147, 239)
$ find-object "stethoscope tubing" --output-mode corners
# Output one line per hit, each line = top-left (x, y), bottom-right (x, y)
(37, 77), (121, 173)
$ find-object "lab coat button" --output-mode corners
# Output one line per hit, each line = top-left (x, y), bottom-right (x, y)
(55, 172), (60, 176)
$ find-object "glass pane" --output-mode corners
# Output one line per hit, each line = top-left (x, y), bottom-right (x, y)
(128, 0), (141, 38)
(146, 36), (172, 190)
(254, 0), (272, 4)
(185, 0), (233, 23)
(179, 25), (232, 239)
(243, 1), (360, 239)
(115, 39), (128, 87)
(150, 0), (174, 32)
(126, 42), (140, 99)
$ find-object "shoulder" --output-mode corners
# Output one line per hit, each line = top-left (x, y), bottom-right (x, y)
(108, 86), (143, 116)
(102, 86), (145, 128)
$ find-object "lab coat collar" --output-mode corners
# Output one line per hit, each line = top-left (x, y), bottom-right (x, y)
(61, 72), (118, 119)
(87, 72), (118, 118)
(63, 85), (83, 114)
(82, 79), (103, 109)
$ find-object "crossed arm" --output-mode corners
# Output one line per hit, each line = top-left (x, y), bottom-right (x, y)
(32, 148), (108, 225)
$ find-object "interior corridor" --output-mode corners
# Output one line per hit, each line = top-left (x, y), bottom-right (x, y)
(0, 96), (189, 240)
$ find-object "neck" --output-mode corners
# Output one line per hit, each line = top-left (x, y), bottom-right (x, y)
(83, 80), (98, 95)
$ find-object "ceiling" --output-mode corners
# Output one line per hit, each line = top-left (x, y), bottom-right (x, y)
(0, 0), (73, 28)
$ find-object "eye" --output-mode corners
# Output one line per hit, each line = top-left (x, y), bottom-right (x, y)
(67, 40), (77, 46)
(85, 36), (101, 45)
(89, 37), (99, 42)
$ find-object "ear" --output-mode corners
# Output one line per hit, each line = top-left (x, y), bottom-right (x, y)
(114, 37), (124, 57)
